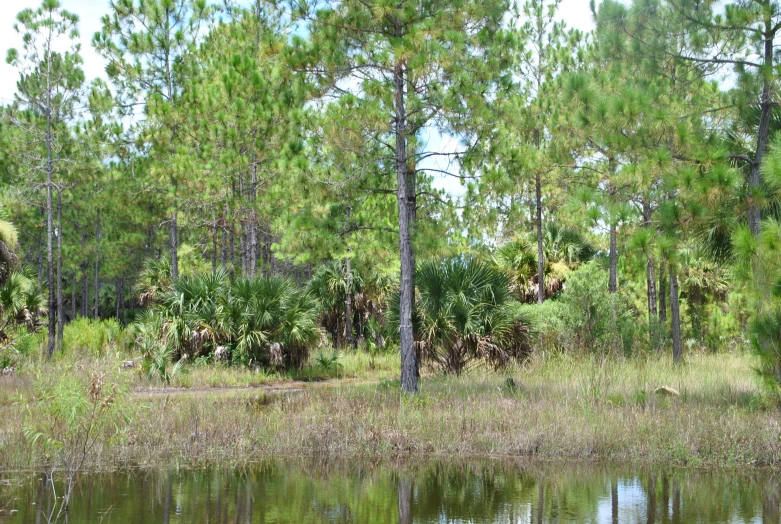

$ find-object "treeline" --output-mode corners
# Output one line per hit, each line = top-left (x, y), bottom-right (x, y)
(2, 0), (781, 393)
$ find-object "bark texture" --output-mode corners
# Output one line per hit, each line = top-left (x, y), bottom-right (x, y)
(394, 57), (418, 394)
(670, 267), (682, 364)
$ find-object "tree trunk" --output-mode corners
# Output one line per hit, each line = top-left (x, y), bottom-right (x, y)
(345, 205), (354, 348)
(406, 144), (419, 379)
(658, 263), (667, 323)
(56, 187), (63, 351)
(609, 222), (618, 294)
(670, 267), (682, 364)
(250, 159), (258, 278)
(170, 210), (178, 281)
(38, 222), (44, 284)
(71, 278), (76, 322)
(748, 23), (774, 236)
(642, 201), (657, 323)
(608, 209), (619, 353)
(81, 261), (88, 318)
(394, 57), (417, 395)
(46, 89), (55, 359)
(221, 206), (227, 271)
(94, 208), (100, 320)
(211, 216), (217, 273)
(228, 220), (235, 276)
(116, 277), (124, 322)
(535, 170), (544, 304)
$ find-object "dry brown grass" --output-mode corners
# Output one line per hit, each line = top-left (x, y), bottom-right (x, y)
(1, 350), (779, 471)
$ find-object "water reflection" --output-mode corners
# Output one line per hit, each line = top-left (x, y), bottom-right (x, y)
(0, 461), (778, 523)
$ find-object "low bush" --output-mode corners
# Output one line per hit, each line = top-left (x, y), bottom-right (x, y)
(391, 257), (534, 375)
(557, 261), (635, 354)
(131, 268), (323, 371)
(61, 318), (124, 357)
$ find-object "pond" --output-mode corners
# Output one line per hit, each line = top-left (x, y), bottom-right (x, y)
(0, 460), (778, 523)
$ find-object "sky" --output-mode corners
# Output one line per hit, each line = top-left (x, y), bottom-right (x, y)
(0, 0), (600, 103)
(0, 0), (602, 195)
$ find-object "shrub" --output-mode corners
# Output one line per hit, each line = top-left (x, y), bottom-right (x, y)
(61, 318), (123, 357)
(518, 301), (567, 352)
(392, 257), (534, 375)
(22, 370), (129, 514)
(557, 261), (634, 354)
(132, 271), (322, 371)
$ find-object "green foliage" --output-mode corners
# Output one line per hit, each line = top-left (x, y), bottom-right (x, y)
(557, 262), (633, 354)
(133, 271), (323, 371)
(392, 257), (534, 375)
(734, 216), (781, 396)
(60, 318), (123, 358)
(307, 260), (394, 349)
(22, 370), (130, 504)
(491, 223), (594, 303)
(314, 350), (342, 373)
(0, 270), (46, 362)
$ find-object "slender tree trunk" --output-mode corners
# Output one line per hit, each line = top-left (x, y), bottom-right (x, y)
(345, 205), (354, 348)
(658, 263), (667, 323)
(221, 208), (227, 271)
(170, 210), (178, 281)
(71, 279), (76, 322)
(609, 223), (618, 294)
(608, 177), (618, 295)
(212, 216), (217, 273)
(748, 24), (774, 236)
(240, 173), (247, 276)
(394, 56), (417, 395)
(249, 213), (257, 278)
(116, 277), (124, 322)
(670, 267), (682, 364)
(56, 188), (63, 350)
(642, 201), (657, 323)
(535, 170), (544, 304)
(94, 208), (100, 320)
(228, 220), (235, 276)
(250, 159), (258, 278)
(38, 227), (44, 284)
(81, 260), (88, 318)
(406, 150), (419, 379)
(46, 89), (55, 358)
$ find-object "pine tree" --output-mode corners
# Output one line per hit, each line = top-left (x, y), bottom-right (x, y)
(294, 0), (512, 393)
(5, 0), (85, 357)
(93, 0), (212, 281)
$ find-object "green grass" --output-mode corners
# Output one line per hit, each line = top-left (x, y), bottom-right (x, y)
(1, 349), (779, 471)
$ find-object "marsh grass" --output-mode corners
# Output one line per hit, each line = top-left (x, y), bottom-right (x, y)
(1, 350), (779, 471)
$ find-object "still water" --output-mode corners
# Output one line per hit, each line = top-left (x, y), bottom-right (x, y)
(0, 460), (779, 523)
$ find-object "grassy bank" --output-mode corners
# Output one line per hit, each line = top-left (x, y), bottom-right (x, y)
(1, 351), (780, 471)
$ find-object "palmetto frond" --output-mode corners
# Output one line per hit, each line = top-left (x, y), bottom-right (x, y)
(392, 257), (534, 374)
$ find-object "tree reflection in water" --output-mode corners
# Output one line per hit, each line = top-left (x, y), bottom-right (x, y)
(0, 460), (778, 523)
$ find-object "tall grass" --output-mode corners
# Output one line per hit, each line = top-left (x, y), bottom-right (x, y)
(2, 350), (779, 471)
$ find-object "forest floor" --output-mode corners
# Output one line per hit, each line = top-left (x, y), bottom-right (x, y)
(1, 350), (780, 471)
